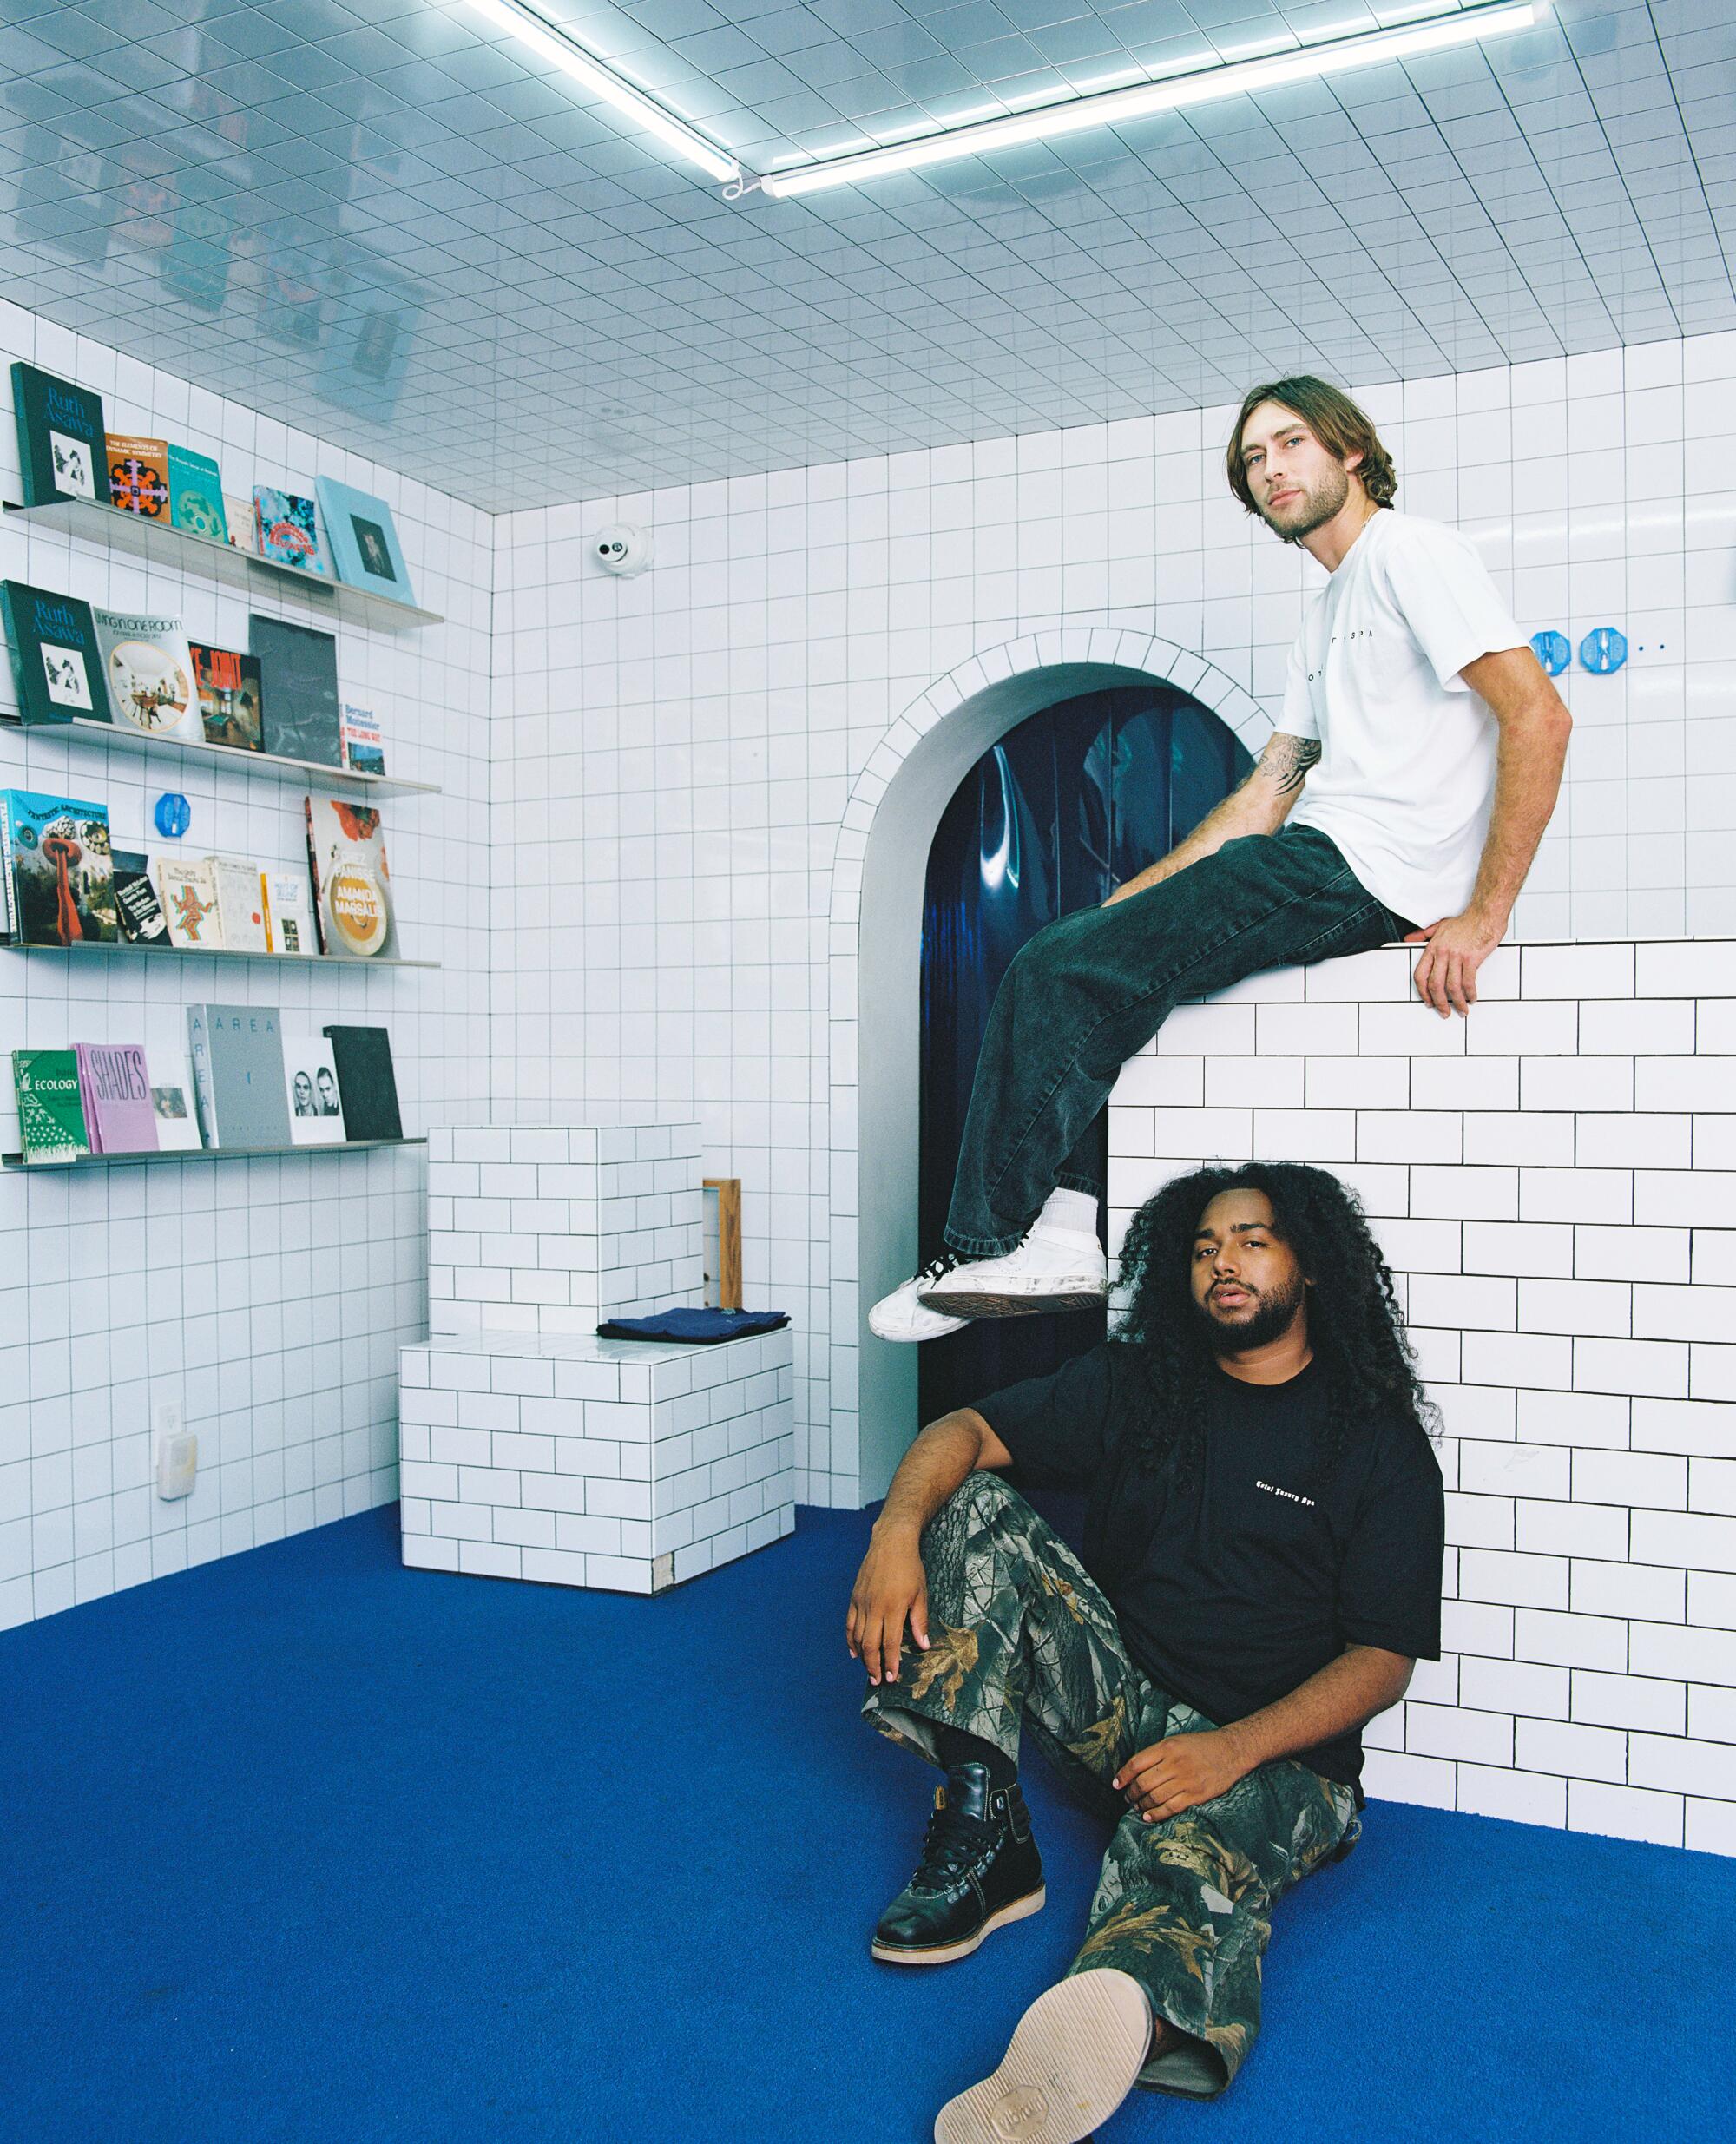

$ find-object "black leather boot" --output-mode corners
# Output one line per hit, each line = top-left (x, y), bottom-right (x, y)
(871, 1761), (1045, 1965)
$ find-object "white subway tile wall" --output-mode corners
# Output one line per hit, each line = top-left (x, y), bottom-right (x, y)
(1108, 940), (1736, 1855)
(490, 332), (1736, 1514)
(0, 308), (492, 1629)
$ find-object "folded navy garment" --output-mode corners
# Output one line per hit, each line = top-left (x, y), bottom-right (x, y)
(595, 1308), (791, 1345)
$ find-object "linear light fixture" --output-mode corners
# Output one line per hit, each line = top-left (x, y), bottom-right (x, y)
(759, 0), (1542, 201)
(458, 0), (740, 185)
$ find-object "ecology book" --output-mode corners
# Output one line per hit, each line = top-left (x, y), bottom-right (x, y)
(12, 1049), (90, 1162)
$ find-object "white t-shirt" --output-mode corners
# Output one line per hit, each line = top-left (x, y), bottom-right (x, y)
(1280, 509), (1525, 927)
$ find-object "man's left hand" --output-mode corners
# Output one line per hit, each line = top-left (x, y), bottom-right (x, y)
(1113, 1730), (1248, 1822)
(1404, 911), (1503, 1019)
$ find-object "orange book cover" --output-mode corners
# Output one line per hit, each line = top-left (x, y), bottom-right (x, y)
(106, 432), (169, 518)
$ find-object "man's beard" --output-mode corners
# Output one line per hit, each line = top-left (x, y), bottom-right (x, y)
(1188, 1269), (1308, 1351)
(1262, 463), (1350, 543)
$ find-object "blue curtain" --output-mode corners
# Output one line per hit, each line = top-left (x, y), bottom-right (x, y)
(918, 687), (1253, 1424)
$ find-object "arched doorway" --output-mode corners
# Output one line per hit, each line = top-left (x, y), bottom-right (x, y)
(917, 684), (1253, 1424)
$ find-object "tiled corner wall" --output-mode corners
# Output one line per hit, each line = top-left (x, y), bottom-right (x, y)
(490, 330), (1736, 1506)
(1108, 937), (1736, 1857)
(0, 307), (494, 1630)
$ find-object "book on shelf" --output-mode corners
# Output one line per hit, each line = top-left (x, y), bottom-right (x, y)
(339, 701), (384, 777)
(10, 363), (109, 509)
(166, 444), (227, 542)
(11, 1049), (90, 1162)
(284, 1036), (347, 1145)
(153, 854), (222, 949)
(323, 1025), (401, 1141)
(148, 1055), (203, 1151)
(2, 581), (112, 726)
(92, 608), (201, 743)
(306, 793), (397, 960)
(75, 1042), (159, 1154)
(211, 857), (268, 953)
(249, 615), (340, 766)
(106, 433), (170, 519)
(187, 1003), (291, 1148)
(224, 494), (257, 555)
(262, 867), (315, 957)
(314, 477), (416, 606)
(0, 790), (118, 945)
(111, 848), (168, 946)
(190, 643), (264, 751)
(253, 486), (325, 575)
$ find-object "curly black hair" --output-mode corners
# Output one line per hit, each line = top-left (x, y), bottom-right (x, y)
(1113, 1161), (1437, 1489)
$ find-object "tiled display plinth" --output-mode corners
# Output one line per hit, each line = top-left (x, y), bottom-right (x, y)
(398, 1327), (795, 1594)
(427, 1117), (704, 1338)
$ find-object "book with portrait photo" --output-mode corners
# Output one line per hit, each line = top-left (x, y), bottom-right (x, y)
(314, 477), (415, 607)
(10, 362), (111, 509)
(283, 1036), (347, 1145)
(1, 581), (111, 727)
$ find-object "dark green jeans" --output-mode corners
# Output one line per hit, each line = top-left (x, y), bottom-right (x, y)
(944, 823), (1409, 1255)
(863, 1474), (1360, 2097)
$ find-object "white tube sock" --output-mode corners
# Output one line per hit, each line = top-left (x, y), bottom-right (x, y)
(1036, 1186), (1100, 1237)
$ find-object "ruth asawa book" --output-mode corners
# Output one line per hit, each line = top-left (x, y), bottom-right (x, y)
(106, 433), (169, 519)
(1, 580), (111, 726)
(92, 608), (201, 743)
(10, 362), (110, 508)
(322, 1025), (401, 1141)
(11, 1049), (91, 1162)
(74, 1042), (159, 1154)
(0, 790), (118, 945)
(166, 444), (227, 543)
(187, 1003), (291, 1149)
(305, 793), (397, 959)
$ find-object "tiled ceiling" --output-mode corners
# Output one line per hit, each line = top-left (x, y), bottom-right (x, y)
(1, 0), (1732, 510)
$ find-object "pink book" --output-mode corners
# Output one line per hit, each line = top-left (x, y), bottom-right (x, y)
(74, 1044), (160, 1155)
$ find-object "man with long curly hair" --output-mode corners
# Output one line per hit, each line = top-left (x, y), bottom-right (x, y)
(871, 375), (1571, 1342)
(849, 1162), (1444, 2144)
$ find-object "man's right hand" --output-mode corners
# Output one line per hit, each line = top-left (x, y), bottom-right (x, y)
(846, 1527), (930, 1687)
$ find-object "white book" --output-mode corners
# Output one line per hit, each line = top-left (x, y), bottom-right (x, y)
(147, 1054), (203, 1150)
(283, 1036), (346, 1143)
(210, 856), (268, 953)
(153, 854), (223, 950)
(262, 867), (316, 957)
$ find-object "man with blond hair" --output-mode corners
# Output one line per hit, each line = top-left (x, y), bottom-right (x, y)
(871, 374), (1572, 1345)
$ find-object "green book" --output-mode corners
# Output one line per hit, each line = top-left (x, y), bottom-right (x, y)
(1, 580), (110, 726)
(166, 444), (227, 543)
(10, 362), (110, 509)
(12, 1049), (90, 1163)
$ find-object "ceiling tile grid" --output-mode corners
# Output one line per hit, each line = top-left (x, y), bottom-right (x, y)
(0, 0), (1732, 508)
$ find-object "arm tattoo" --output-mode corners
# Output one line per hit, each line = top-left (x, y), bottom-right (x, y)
(1259, 734), (1322, 796)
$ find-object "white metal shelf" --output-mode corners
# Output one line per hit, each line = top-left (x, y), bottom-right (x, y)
(0, 711), (440, 798)
(3, 1136), (426, 1170)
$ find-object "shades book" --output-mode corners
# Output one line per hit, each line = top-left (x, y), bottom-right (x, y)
(75, 1042), (158, 1154)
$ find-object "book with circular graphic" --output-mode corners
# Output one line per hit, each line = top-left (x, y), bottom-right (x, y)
(167, 444), (229, 543)
(304, 792), (397, 960)
(106, 432), (170, 518)
(253, 485), (326, 575)
(91, 608), (201, 743)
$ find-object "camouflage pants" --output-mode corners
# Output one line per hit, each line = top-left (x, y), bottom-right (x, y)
(863, 1472), (1359, 2098)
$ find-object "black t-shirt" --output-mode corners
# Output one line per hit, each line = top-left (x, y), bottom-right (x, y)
(976, 1345), (1444, 1793)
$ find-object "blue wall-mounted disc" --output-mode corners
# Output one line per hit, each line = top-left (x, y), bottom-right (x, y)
(154, 792), (192, 839)
(1579, 626), (1628, 674)
(1530, 629), (1570, 676)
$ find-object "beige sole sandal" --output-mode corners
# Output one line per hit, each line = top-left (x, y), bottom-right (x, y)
(933, 1968), (1152, 2144)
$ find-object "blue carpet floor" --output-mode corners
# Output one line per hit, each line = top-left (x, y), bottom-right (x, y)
(3, 1503), (1733, 2143)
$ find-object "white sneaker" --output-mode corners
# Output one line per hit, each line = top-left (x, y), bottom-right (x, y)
(918, 1223), (1108, 1320)
(934, 1968), (1152, 2144)
(868, 1257), (972, 1343)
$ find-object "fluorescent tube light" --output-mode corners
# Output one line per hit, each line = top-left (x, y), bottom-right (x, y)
(458, 0), (740, 184)
(760, 0), (1541, 200)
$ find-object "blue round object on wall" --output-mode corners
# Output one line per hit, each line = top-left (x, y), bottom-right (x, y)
(1579, 626), (1628, 674)
(1530, 629), (1570, 676)
(154, 792), (192, 839)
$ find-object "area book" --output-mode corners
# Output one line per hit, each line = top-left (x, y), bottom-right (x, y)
(306, 793), (396, 959)
(154, 855), (222, 949)
(10, 362), (110, 508)
(111, 848), (168, 945)
(191, 644), (263, 751)
(1, 580), (110, 726)
(92, 608), (201, 742)
(166, 444), (227, 542)
(250, 615), (339, 766)
(322, 1024), (401, 1141)
(11, 1048), (90, 1162)
(0, 790), (118, 944)
(106, 433), (170, 519)
(74, 1042), (158, 1154)
(284, 1036), (346, 1144)
(187, 1003), (292, 1148)
(253, 486), (325, 574)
